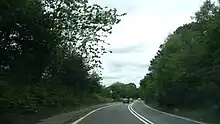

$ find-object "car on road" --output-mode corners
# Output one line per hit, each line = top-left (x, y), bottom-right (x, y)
(129, 98), (134, 103)
(122, 98), (129, 103)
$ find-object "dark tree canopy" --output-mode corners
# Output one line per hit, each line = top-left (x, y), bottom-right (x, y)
(0, 0), (124, 120)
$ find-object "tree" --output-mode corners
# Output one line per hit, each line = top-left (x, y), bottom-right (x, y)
(0, 0), (124, 121)
(108, 82), (139, 100)
(0, 0), (125, 84)
(42, 0), (125, 70)
(0, 0), (59, 83)
(139, 0), (220, 109)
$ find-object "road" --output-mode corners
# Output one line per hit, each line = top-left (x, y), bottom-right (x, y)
(74, 100), (204, 124)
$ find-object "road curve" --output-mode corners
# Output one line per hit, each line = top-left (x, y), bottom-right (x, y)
(131, 101), (204, 124)
(77, 103), (142, 124)
(73, 101), (205, 124)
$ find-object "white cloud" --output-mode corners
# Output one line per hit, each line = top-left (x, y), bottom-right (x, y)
(88, 0), (217, 87)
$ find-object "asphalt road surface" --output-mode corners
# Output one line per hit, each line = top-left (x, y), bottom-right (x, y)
(74, 101), (205, 124)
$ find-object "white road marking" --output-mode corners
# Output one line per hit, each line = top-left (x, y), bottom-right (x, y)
(142, 101), (206, 124)
(128, 104), (149, 124)
(130, 103), (154, 124)
(128, 103), (154, 124)
(72, 104), (118, 124)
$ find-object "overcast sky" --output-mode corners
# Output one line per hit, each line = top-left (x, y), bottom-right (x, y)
(89, 0), (214, 87)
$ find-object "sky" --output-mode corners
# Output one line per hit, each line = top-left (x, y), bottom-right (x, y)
(89, 0), (214, 87)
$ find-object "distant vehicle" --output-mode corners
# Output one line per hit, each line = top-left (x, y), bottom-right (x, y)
(129, 98), (134, 103)
(122, 98), (129, 104)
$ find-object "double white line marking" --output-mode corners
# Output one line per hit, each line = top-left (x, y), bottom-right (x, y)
(128, 103), (154, 124)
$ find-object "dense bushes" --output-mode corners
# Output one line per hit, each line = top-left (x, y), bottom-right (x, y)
(0, 79), (108, 114)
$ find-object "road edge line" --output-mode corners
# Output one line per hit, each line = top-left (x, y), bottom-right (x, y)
(143, 102), (206, 124)
(72, 104), (117, 124)
(128, 104), (149, 124)
(130, 103), (154, 124)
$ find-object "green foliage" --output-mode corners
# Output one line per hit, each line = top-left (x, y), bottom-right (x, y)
(0, 0), (123, 121)
(0, 81), (108, 114)
(140, 0), (220, 112)
(42, 0), (125, 70)
(0, 0), (58, 83)
(108, 82), (139, 100)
